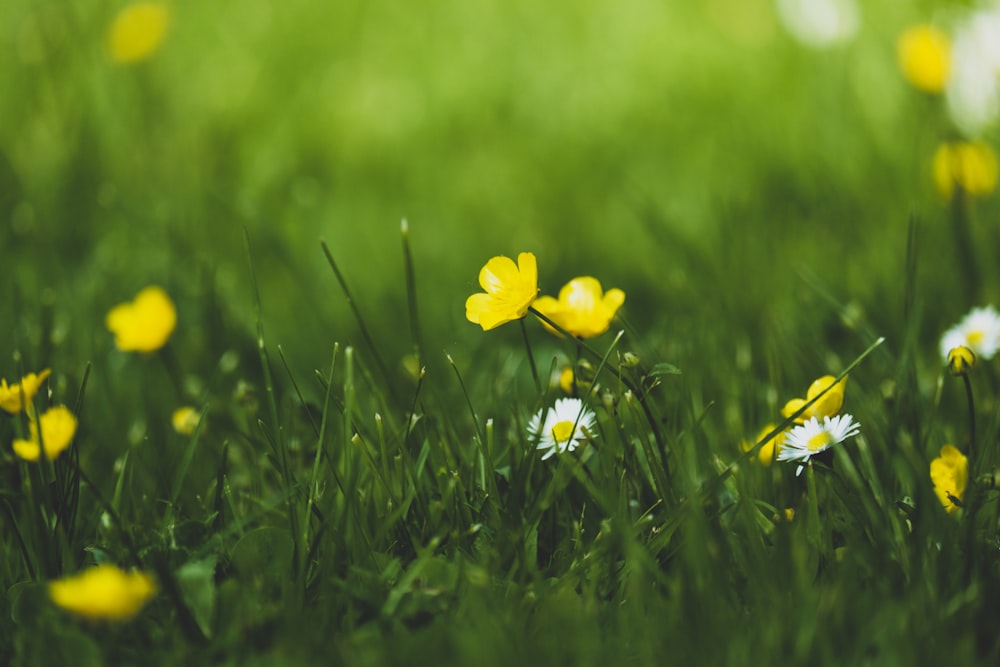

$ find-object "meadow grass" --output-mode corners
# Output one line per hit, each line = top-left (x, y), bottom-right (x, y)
(4, 1), (1000, 665)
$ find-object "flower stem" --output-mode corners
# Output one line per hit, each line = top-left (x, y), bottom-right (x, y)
(962, 372), (976, 476)
(519, 318), (542, 394)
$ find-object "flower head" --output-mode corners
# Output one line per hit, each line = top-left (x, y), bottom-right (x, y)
(781, 375), (847, 424)
(939, 305), (1000, 361)
(897, 24), (951, 93)
(933, 141), (998, 199)
(465, 253), (538, 331)
(533, 277), (625, 339)
(0, 369), (51, 414)
(106, 286), (177, 353)
(776, 413), (861, 476)
(107, 2), (170, 64)
(930, 444), (967, 514)
(49, 565), (157, 621)
(528, 397), (597, 460)
(172, 406), (201, 435)
(741, 423), (787, 466)
(947, 346), (976, 376)
(12, 406), (78, 462)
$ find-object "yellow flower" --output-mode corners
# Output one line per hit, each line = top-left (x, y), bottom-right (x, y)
(172, 406), (201, 435)
(933, 141), (999, 199)
(12, 405), (78, 462)
(930, 444), (967, 514)
(947, 346), (976, 376)
(781, 375), (847, 424)
(49, 565), (157, 621)
(465, 253), (539, 331)
(897, 24), (951, 93)
(106, 2), (170, 64)
(757, 424), (786, 466)
(533, 277), (626, 339)
(0, 369), (51, 414)
(559, 367), (576, 395)
(106, 286), (177, 353)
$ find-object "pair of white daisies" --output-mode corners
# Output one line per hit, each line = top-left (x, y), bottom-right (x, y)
(530, 398), (860, 475)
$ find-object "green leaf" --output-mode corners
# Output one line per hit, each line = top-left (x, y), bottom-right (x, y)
(647, 363), (682, 377)
(176, 555), (218, 639)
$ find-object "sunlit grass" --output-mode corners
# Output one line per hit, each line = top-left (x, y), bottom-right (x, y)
(4, 1), (1000, 665)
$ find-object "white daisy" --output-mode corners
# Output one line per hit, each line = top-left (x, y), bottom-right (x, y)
(776, 414), (861, 476)
(528, 398), (597, 460)
(939, 305), (1000, 362)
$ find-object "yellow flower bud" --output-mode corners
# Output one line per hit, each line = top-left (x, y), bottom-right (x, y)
(947, 346), (976, 376)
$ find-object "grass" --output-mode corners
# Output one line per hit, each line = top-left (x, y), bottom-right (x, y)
(3, 0), (1000, 664)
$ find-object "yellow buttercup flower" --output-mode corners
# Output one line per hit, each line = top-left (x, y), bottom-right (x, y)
(933, 141), (999, 199)
(465, 253), (539, 331)
(930, 444), (967, 514)
(172, 406), (201, 435)
(741, 423), (787, 467)
(897, 24), (951, 93)
(107, 2), (170, 64)
(781, 375), (847, 424)
(533, 277), (625, 339)
(106, 286), (177, 353)
(947, 346), (976, 376)
(12, 405), (78, 462)
(0, 369), (51, 414)
(49, 565), (157, 621)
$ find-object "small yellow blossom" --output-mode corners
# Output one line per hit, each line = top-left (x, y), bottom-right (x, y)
(49, 565), (157, 621)
(897, 24), (951, 93)
(0, 369), (51, 414)
(930, 444), (967, 514)
(781, 375), (847, 424)
(107, 2), (170, 64)
(465, 253), (539, 331)
(741, 423), (787, 466)
(171, 406), (201, 435)
(947, 346), (976, 376)
(559, 367), (576, 395)
(933, 141), (999, 199)
(12, 405), (78, 462)
(533, 277), (625, 339)
(106, 286), (177, 353)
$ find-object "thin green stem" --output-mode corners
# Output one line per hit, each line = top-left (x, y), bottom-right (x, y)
(519, 318), (542, 394)
(962, 372), (976, 475)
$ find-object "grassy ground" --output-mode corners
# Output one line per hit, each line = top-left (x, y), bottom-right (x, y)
(3, 0), (1000, 665)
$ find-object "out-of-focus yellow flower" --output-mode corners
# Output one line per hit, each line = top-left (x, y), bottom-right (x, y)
(897, 24), (951, 93)
(741, 423), (787, 466)
(0, 369), (51, 414)
(930, 444), (967, 514)
(533, 277), (625, 339)
(107, 2), (170, 64)
(559, 367), (575, 395)
(106, 286), (177, 353)
(465, 253), (538, 331)
(12, 405), (78, 462)
(933, 141), (999, 199)
(171, 406), (201, 435)
(947, 346), (976, 376)
(781, 375), (847, 424)
(49, 565), (157, 621)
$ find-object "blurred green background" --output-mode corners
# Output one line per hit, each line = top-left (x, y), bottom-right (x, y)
(1, 0), (994, 378)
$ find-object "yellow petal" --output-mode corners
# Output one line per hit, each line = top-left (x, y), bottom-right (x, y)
(49, 565), (157, 620)
(107, 2), (170, 64)
(106, 286), (177, 353)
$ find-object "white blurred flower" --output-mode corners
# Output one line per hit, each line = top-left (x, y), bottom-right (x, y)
(775, 0), (859, 48)
(939, 305), (1000, 362)
(947, 4), (1000, 135)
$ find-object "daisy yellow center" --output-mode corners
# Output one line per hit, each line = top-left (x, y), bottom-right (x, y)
(551, 420), (575, 443)
(807, 431), (833, 452)
(967, 329), (984, 346)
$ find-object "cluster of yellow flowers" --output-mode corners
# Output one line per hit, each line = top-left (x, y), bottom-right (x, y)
(1, 369), (77, 462)
(464, 251), (625, 338)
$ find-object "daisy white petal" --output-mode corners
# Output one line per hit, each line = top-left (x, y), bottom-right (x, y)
(939, 305), (1000, 362)
(527, 398), (597, 460)
(776, 414), (861, 476)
